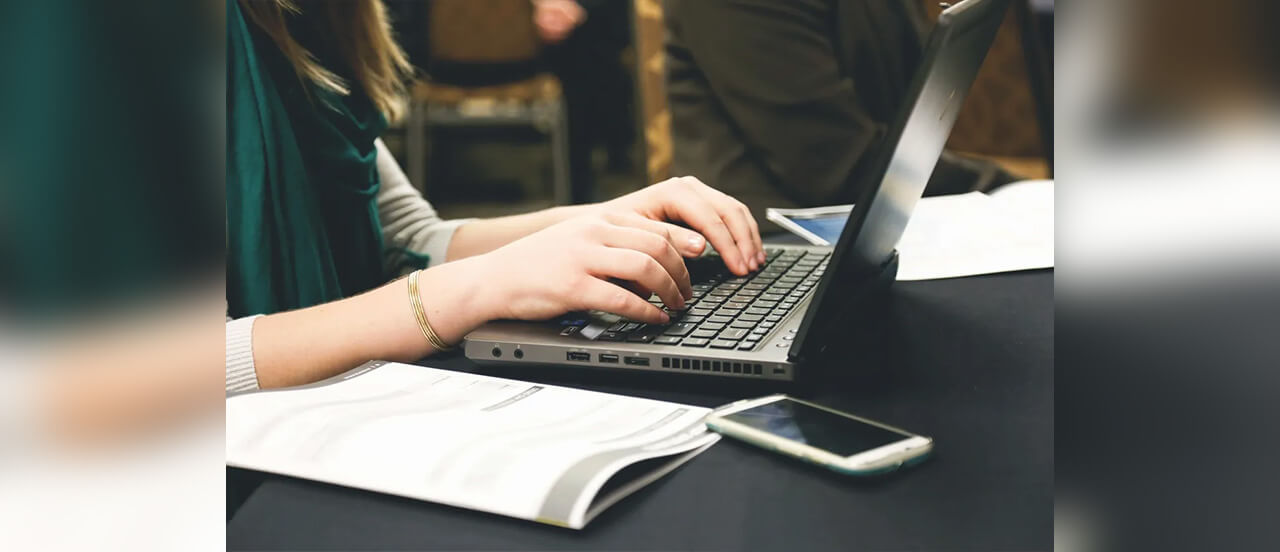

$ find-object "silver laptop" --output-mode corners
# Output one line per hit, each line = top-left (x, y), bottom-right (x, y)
(465, 0), (1010, 380)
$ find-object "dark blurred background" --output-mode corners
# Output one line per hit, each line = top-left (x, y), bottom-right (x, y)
(377, 0), (1053, 222)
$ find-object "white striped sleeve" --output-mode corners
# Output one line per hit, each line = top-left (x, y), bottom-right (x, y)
(374, 138), (475, 275)
(225, 315), (261, 396)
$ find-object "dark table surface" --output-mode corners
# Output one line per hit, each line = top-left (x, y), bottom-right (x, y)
(227, 269), (1053, 551)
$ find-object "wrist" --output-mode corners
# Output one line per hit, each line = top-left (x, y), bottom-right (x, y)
(412, 257), (501, 344)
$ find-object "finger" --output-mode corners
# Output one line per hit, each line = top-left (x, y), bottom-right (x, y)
(659, 181), (751, 275)
(597, 221), (692, 301)
(603, 211), (707, 258)
(576, 279), (669, 324)
(739, 201), (765, 264)
(697, 184), (765, 268)
(714, 197), (761, 272)
(587, 247), (686, 312)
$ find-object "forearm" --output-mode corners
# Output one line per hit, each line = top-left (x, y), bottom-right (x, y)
(446, 203), (596, 260)
(250, 257), (495, 389)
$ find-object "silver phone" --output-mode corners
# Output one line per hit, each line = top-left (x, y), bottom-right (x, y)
(705, 395), (932, 475)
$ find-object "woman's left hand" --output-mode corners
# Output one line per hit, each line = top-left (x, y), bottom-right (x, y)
(601, 176), (765, 276)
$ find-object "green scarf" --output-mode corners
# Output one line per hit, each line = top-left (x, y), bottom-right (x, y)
(226, 0), (398, 318)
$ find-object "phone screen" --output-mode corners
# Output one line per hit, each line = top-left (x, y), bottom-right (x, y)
(721, 399), (912, 456)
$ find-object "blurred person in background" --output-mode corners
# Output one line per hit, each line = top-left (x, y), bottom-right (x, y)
(535, 0), (638, 202)
(664, 0), (1017, 223)
(226, 0), (762, 393)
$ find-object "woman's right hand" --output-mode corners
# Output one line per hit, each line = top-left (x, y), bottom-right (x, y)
(467, 212), (695, 325)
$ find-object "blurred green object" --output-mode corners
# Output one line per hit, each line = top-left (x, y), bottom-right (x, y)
(0, 0), (221, 319)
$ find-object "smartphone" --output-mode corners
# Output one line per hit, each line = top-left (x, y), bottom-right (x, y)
(705, 395), (932, 475)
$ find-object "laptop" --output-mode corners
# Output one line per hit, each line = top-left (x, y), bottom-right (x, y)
(465, 0), (1011, 380)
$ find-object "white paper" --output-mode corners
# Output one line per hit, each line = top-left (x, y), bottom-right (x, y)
(226, 361), (718, 529)
(896, 180), (1054, 280)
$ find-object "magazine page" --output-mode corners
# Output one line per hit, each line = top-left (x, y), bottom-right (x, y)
(226, 361), (719, 529)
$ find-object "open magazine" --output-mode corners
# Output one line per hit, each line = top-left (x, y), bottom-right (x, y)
(766, 179), (1054, 280)
(226, 361), (719, 529)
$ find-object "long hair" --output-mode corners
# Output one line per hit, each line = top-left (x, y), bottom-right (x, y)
(239, 0), (413, 122)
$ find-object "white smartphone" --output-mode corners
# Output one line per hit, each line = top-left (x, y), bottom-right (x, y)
(705, 394), (933, 475)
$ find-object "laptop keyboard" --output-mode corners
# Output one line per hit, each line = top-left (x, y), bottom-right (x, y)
(582, 248), (829, 351)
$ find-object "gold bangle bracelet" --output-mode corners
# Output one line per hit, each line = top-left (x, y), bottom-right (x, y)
(407, 269), (455, 352)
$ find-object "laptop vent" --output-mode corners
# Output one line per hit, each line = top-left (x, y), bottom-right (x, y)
(662, 357), (763, 376)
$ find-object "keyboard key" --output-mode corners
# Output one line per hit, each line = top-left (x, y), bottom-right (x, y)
(719, 328), (750, 340)
(598, 332), (624, 341)
(761, 293), (786, 302)
(681, 338), (710, 347)
(683, 315), (706, 323)
(707, 315), (734, 324)
(606, 321), (628, 332)
(709, 339), (739, 349)
(715, 308), (742, 317)
(662, 323), (698, 336)
(745, 307), (770, 316)
(730, 319), (756, 329)
(725, 301), (751, 310)
(621, 322), (643, 332)
(627, 333), (655, 343)
(738, 341), (758, 351)
(760, 322), (776, 329)
(688, 308), (714, 317)
(690, 329), (718, 339)
(699, 322), (726, 331)
(765, 315), (783, 323)
(654, 336), (682, 345)
(738, 314), (764, 323)
(755, 300), (778, 308)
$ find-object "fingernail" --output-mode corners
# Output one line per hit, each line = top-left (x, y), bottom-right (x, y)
(687, 234), (705, 252)
(757, 251), (766, 263)
(660, 312), (671, 323)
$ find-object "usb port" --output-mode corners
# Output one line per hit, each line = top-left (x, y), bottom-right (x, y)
(567, 352), (590, 362)
(599, 353), (619, 363)
(624, 356), (650, 366)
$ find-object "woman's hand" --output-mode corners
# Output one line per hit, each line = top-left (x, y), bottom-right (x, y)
(601, 176), (765, 276)
(468, 212), (696, 325)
